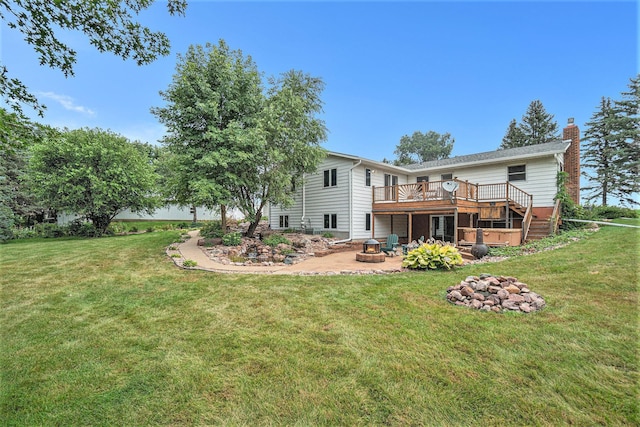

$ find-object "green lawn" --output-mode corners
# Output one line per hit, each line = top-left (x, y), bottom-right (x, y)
(1, 228), (638, 425)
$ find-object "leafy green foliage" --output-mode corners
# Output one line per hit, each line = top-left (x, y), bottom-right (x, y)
(1, 0), (187, 115)
(489, 228), (595, 257)
(222, 232), (242, 246)
(28, 128), (159, 235)
(152, 40), (327, 238)
(588, 205), (639, 219)
(199, 221), (224, 239)
(500, 100), (559, 149)
(402, 242), (463, 270)
(182, 259), (197, 267)
(393, 130), (454, 165)
(262, 234), (291, 247)
(321, 232), (334, 238)
(0, 204), (15, 243)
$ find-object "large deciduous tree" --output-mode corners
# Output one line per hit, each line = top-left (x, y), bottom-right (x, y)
(152, 40), (327, 237)
(393, 131), (454, 165)
(28, 128), (159, 234)
(0, 0), (187, 116)
(500, 100), (559, 149)
(151, 41), (264, 231)
(239, 70), (327, 237)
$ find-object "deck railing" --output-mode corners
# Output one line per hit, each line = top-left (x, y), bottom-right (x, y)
(373, 180), (532, 209)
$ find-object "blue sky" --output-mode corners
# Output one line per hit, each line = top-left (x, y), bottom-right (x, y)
(1, 1), (637, 162)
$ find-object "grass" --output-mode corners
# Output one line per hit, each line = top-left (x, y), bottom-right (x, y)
(1, 228), (638, 425)
(611, 217), (640, 226)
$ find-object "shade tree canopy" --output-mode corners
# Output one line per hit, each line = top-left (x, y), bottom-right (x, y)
(28, 128), (159, 234)
(392, 130), (454, 166)
(0, 0), (187, 116)
(152, 40), (327, 237)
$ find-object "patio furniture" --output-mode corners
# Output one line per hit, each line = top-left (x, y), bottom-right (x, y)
(381, 234), (400, 256)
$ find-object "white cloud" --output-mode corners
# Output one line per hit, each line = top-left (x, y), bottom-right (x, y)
(38, 91), (96, 116)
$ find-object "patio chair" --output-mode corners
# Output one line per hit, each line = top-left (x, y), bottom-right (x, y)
(381, 234), (400, 256)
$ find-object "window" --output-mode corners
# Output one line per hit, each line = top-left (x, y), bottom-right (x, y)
(279, 215), (289, 228)
(417, 176), (429, 182)
(508, 165), (526, 181)
(365, 213), (371, 231)
(441, 173), (453, 181)
(324, 168), (337, 187)
(324, 214), (337, 229)
(365, 168), (371, 186)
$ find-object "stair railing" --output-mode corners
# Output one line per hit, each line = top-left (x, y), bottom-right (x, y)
(549, 198), (561, 235)
(522, 203), (533, 242)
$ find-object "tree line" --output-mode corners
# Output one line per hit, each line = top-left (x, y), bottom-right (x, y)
(389, 76), (638, 207)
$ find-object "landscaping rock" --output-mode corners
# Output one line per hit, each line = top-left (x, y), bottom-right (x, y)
(445, 274), (546, 314)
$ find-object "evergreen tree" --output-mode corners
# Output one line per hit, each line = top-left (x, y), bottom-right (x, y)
(581, 97), (620, 206)
(499, 100), (559, 149)
(612, 74), (640, 205)
(501, 119), (526, 149)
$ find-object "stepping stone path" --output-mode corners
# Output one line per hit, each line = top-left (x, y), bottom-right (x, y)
(446, 274), (546, 313)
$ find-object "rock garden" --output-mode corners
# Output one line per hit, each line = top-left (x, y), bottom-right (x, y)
(197, 220), (347, 267)
(446, 274), (546, 313)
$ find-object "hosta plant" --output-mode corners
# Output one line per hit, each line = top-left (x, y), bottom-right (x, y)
(402, 242), (463, 270)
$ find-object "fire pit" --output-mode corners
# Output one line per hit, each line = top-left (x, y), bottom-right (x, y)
(356, 239), (386, 263)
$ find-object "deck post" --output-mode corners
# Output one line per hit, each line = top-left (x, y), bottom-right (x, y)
(454, 208), (459, 245)
(408, 213), (413, 243)
(372, 213), (375, 238)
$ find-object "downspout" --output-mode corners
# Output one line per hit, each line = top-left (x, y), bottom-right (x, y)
(300, 173), (306, 231)
(331, 159), (362, 245)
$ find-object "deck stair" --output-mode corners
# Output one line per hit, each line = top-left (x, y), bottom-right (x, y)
(526, 218), (553, 241)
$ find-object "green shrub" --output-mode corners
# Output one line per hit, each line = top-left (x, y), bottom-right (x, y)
(32, 223), (66, 238)
(170, 254), (181, 258)
(107, 222), (127, 234)
(222, 232), (242, 246)
(129, 226), (139, 233)
(263, 234), (291, 247)
(402, 242), (463, 270)
(146, 226), (154, 233)
(322, 232), (334, 238)
(11, 228), (37, 239)
(589, 205), (639, 219)
(0, 205), (15, 243)
(200, 221), (224, 238)
(183, 259), (197, 267)
(66, 220), (98, 237)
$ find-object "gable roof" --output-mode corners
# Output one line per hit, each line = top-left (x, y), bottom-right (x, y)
(403, 140), (571, 171)
(327, 140), (571, 174)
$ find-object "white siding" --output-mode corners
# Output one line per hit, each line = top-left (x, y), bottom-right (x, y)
(409, 157), (560, 207)
(269, 156), (352, 236)
(351, 164), (409, 239)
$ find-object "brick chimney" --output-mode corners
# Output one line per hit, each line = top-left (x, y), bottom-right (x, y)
(563, 118), (580, 204)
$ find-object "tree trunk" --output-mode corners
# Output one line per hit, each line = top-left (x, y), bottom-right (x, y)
(191, 205), (197, 223)
(246, 210), (262, 238)
(220, 204), (227, 232)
